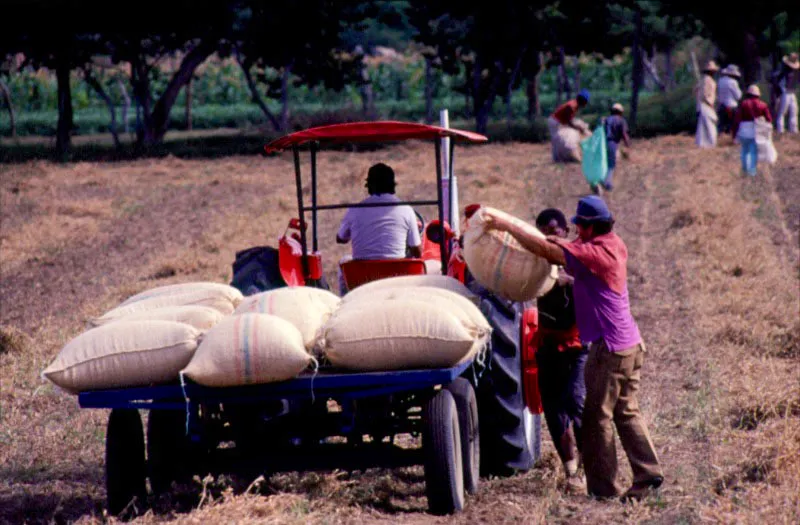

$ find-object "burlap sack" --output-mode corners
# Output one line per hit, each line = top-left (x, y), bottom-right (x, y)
(342, 274), (477, 304)
(98, 305), (225, 332)
(42, 320), (200, 393)
(92, 290), (236, 326)
(120, 282), (244, 307)
(550, 118), (589, 162)
(234, 287), (340, 350)
(181, 313), (311, 387)
(463, 207), (557, 301)
(321, 300), (477, 371)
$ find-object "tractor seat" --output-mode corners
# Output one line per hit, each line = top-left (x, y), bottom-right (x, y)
(340, 258), (427, 291)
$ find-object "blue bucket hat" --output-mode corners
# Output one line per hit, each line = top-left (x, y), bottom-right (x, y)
(578, 89), (591, 103)
(571, 195), (612, 224)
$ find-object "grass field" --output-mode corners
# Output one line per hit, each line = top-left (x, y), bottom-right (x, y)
(1, 133), (798, 524)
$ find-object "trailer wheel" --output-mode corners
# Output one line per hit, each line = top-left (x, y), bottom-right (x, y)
(147, 410), (198, 495)
(422, 389), (465, 515)
(106, 409), (147, 517)
(446, 378), (480, 494)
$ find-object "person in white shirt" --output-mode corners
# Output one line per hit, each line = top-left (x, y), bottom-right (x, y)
(717, 65), (742, 134)
(336, 163), (422, 292)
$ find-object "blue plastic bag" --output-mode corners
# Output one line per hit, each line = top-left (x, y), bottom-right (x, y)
(580, 125), (608, 187)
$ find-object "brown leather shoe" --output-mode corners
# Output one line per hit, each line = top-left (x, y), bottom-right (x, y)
(621, 476), (664, 502)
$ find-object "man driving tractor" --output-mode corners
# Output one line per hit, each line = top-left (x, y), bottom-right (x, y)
(336, 163), (422, 293)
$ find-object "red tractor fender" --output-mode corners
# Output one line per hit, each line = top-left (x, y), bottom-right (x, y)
(520, 306), (543, 415)
(278, 219), (323, 286)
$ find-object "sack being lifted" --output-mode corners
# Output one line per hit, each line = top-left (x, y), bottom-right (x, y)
(462, 206), (557, 301)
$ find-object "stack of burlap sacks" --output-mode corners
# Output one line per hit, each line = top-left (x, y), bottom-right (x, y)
(42, 276), (493, 393)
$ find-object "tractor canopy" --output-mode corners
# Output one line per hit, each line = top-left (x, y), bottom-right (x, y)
(264, 121), (487, 153)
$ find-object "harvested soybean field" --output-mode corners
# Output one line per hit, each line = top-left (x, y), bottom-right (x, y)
(1, 135), (799, 524)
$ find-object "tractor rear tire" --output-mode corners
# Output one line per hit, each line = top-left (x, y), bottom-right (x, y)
(106, 409), (147, 517)
(446, 377), (480, 494)
(422, 389), (465, 515)
(477, 303), (535, 477)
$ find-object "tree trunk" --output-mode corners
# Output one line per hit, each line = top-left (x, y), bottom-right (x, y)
(144, 42), (214, 145)
(574, 61), (581, 93)
(280, 61), (293, 132)
(118, 79), (130, 135)
(0, 79), (16, 138)
(472, 57), (501, 135)
(463, 62), (473, 118)
(629, 9), (644, 129)
(236, 53), (281, 131)
(664, 45), (674, 91)
(84, 69), (120, 148)
(506, 50), (525, 128)
(526, 51), (543, 122)
(742, 30), (761, 85)
(643, 53), (666, 92)
(558, 47), (572, 101)
(359, 65), (374, 118)
(185, 78), (192, 131)
(131, 56), (153, 144)
(424, 56), (434, 124)
(55, 56), (74, 156)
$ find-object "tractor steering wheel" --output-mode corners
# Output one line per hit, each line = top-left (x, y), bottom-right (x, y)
(413, 209), (426, 234)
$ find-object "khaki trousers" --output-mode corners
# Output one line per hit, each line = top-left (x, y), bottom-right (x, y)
(582, 341), (663, 498)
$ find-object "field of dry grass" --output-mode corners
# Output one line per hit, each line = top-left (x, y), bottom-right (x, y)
(1, 133), (798, 524)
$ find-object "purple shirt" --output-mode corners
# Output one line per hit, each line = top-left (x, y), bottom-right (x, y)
(564, 251), (641, 351)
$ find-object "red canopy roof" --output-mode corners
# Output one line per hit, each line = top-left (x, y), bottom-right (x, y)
(264, 121), (487, 153)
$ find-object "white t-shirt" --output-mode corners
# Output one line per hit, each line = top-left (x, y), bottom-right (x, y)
(337, 194), (421, 260)
(718, 76), (742, 109)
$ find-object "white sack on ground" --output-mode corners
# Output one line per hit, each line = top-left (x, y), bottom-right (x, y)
(234, 286), (340, 350)
(120, 282), (244, 307)
(321, 300), (477, 371)
(549, 117), (589, 162)
(42, 320), (200, 393)
(755, 117), (778, 165)
(92, 290), (236, 326)
(182, 313), (311, 387)
(97, 305), (226, 332)
(342, 274), (477, 304)
(462, 207), (557, 302)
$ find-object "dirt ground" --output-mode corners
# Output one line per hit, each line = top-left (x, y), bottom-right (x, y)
(1, 133), (798, 524)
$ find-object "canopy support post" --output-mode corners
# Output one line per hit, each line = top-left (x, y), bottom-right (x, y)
(292, 145), (310, 280)
(310, 141), (319, 253)
(434, 140), (446, 275)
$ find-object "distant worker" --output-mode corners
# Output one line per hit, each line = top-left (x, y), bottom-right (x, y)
(482, 196), (664, 502)
(548, 90), (591, 162)
(695, 61), (719, 148)
(733, 85), (773, 176)
(599, 103), (631, 193)
(336, 163), (422, 292)
(717, 65), (742, 135)
(772, 52), (799, 134)
(533, 209), (588, 494)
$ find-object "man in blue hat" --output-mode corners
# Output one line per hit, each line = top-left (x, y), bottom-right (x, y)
(548, 90), (591, 162)
(481, 195), (663, 501)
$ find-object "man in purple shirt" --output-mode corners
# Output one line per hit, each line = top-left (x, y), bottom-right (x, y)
(482, 195), (663, 501)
